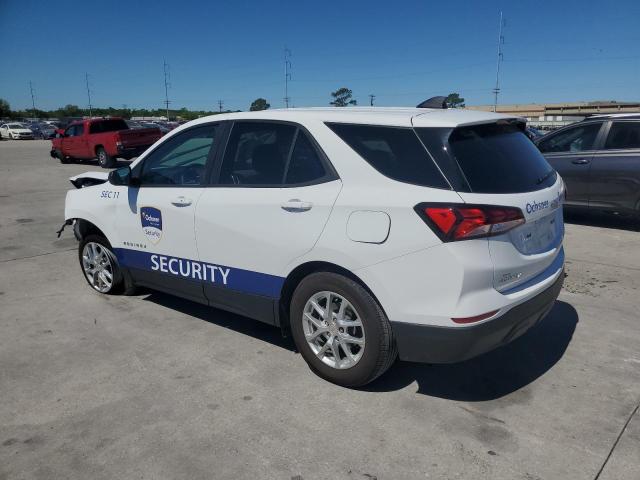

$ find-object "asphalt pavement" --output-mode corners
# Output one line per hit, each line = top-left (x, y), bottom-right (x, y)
(1, 139), (639, 479)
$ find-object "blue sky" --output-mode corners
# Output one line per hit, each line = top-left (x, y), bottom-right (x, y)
(1, 0), (638, 111)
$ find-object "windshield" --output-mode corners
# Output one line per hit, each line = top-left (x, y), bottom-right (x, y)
(8, 124), (25, 129)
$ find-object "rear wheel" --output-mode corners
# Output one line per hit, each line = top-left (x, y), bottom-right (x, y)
(290, 272), (397, 387)
(96, 147), (116, 168)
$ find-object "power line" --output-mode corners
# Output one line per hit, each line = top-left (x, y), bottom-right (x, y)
(284, 47), (292, 108)
(163, 59), (171, 120)
(493, 11), (505, 112)
(29, 81), (36, 118)
(85, 73), (93, 117)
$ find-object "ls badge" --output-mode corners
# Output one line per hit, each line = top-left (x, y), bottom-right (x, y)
(140, 207), (163, 244)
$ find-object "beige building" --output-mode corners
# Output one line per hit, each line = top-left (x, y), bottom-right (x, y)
(467, 101), (640, 129)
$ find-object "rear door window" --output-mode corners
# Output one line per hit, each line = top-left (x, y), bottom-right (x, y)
(537, 122), (603, 153)
(604, 122), (640, 150)
(218, 122), (297, 186)
(417, 123), (556, 194)
(326, 123), (449, 188)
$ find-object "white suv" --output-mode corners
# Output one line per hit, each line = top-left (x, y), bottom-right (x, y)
(63, 107), (565, 387)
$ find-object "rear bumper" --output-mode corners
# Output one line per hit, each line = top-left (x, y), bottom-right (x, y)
(391, 270), (564, 363)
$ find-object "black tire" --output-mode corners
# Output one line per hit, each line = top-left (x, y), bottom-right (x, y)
(96, 147), (116, 168)
(56, 150), (70, 164)
(290, 272), (397, 387)
(78, 234), (137, 295)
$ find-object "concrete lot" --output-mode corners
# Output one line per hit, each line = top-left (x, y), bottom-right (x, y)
(1, 139), (639, 480)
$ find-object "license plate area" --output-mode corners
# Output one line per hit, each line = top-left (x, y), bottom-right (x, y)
(511, 209), (562, 255)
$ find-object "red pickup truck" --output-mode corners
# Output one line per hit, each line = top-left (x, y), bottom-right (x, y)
(51, 118), (162, 168)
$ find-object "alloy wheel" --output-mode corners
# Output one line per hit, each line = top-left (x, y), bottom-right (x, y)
(302, 291), (365, 369)
(81, 242), (114, 293)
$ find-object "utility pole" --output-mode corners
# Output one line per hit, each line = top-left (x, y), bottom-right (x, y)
(284, 47), (292, 108)
(29, 81), (36, 119)
(369, 94), (376, 106)
(218, 100), (224, 112)
(492, 11), (505, 112)
(85, 73), (93, 117)
(163, 59), (171, 120)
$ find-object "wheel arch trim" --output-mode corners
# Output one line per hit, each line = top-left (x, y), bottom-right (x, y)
(277, 260), (387, 331)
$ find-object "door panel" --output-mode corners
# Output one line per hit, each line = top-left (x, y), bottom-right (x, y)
(537, 121), (605, 207)
(115, 187), (206, 303)
(112, 123), (220, 303)
(194, 121), (342, 323)
(545, 153), (593, 206)
(588, 151), (640, 213)
(195, 180), (342, 299)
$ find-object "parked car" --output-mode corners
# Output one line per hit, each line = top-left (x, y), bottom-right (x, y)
(535, 114), (640, 220)
(525, 126), (545, 141)
(0, 123), (34, 139)
(61, 107), (565, 387)
(140, 121), (171, 135)
(50, 117), (162, 168)
(125, 120), (144, 129)
(29, 122), (57, 139)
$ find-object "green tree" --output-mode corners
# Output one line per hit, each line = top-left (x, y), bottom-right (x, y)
(0, 98), (11, 118)
(330, 87), (357, 107)
(250, 98), (270, 111)
(445, 92), (465, 108)
(57, 104), (84, 117)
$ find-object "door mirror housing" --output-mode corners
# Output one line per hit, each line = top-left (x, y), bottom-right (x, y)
(109, 166), (132, 186)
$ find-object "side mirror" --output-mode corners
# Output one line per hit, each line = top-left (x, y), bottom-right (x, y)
(108, 166), (132, 186)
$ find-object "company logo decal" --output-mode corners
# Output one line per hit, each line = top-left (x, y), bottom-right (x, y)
(150, 254), (230, 284)
(526, 190), (564, 214)
(140, 207), (162, 244)
(525, 199), (550, 214)
(113, 248), (285, 298)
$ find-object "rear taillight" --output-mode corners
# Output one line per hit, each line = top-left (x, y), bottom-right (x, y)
(415, 203), (525, 242)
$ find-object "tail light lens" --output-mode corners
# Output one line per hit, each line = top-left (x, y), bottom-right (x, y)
(415, 203), (525, 241)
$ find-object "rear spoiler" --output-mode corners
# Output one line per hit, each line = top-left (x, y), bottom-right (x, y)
(416, 96), (448, 109)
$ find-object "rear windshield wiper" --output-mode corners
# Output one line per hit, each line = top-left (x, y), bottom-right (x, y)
(536, 170), (555, 185)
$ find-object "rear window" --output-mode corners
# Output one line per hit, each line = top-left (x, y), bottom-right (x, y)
(326, 123), (449, 188)
(417, 123), (556, 194)
(605, 122), (640, 150)
(89, 119), (128, 134)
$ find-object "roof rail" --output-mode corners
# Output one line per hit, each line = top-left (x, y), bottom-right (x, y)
(416, 96), (448, 109)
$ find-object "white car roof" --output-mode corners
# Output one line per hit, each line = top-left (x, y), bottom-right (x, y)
(186, 107), (521, 129)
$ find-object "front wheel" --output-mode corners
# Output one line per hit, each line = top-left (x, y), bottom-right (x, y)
(290, 272), (397, 387)
(78, 235), (123, 294)
(96, 147), (116, 168)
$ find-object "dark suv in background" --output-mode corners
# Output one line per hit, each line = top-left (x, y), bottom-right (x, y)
(536, 115), (640, 220)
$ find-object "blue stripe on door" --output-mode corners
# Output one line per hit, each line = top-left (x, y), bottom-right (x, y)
(113, 248), (285, 298)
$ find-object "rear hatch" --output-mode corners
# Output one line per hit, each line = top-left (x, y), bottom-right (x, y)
(415, 120), (565, 293)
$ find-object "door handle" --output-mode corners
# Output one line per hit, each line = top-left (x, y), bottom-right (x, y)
(571, 158), (590, 165)
(171, 196), (193, 207)
(281, 199), (313, 212)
